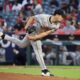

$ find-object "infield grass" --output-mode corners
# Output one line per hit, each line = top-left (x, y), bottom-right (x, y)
(0, 66), (80, 79)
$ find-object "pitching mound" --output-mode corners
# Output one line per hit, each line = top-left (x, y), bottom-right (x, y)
(0, 73), (78, 80)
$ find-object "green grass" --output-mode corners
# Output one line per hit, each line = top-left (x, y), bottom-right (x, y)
(0, 66), (80, 79)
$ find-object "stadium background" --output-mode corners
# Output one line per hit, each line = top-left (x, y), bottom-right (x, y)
(0, 0), (80, 66)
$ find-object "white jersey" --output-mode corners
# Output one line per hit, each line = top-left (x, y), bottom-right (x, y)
(34, 14), (60, 31)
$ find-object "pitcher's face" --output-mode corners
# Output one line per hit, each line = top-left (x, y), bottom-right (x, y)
(53, 15), (63, 24)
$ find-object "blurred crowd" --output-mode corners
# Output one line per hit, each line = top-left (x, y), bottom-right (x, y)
(0, 0), (80, 34)
(31, 41), (80, 66)
(0, 0), (80, 65)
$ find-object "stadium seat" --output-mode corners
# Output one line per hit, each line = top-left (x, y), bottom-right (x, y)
(74, 29), (80, 35)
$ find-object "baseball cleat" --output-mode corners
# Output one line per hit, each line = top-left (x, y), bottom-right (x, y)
(41, 69), (54, 76)
(0, 32), (4, 39)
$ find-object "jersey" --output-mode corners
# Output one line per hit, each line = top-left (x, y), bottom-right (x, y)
(34, 14), (60, 32)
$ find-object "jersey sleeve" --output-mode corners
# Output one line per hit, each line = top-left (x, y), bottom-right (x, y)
(34, 14), (49, 25)
(34, 14), (46, 20)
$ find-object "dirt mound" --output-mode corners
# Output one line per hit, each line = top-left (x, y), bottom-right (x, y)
(0, 73), (78, 80)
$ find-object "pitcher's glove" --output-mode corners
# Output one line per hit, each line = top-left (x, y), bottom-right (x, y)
(27, 26), (36, 34)
(0, 32), (5, 39)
